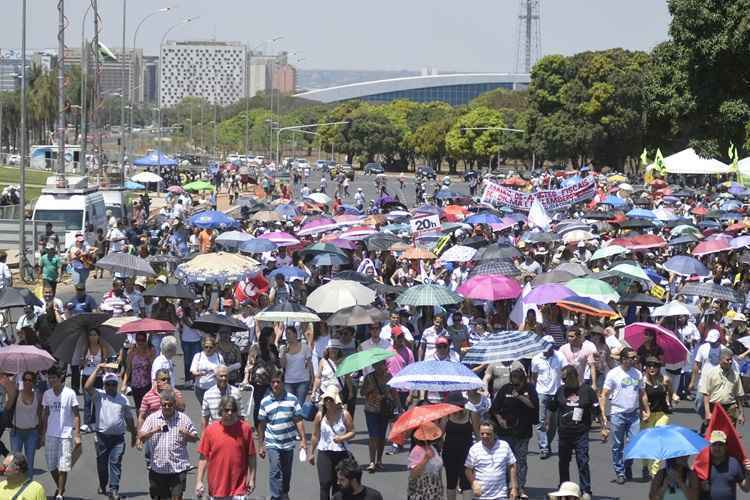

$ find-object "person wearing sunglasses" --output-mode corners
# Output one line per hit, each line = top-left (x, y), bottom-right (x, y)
(85, 365), (136, 500)
(599, 347), (650, 485)
(641, 356), (673, 481)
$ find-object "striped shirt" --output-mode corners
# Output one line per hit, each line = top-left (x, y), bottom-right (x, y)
(257, 391), (302, 450)
(141, 410), (197, 474)
(201, 384), (243, 423)
(139, 386), (184, 420)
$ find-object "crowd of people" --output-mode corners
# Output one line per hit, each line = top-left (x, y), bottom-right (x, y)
(0, 163), (749, 500)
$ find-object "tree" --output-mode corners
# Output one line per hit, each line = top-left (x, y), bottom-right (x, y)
(445, 106), (506, 167)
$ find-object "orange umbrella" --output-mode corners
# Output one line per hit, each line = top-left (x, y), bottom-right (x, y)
(402, 246), (437, 260)
(443, 205), (469, 221)
(387, 403), (462, 441)
(389, 241), (412, 252)
(502, 176), (528, 187)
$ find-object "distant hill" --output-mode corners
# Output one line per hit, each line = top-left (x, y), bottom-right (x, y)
(297, 69), (421, 91)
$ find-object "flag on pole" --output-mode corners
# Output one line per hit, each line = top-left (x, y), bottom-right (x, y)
(692, 404), (747, 480)
(97, 42), (118, 62)
(654, 148), (667, 177)
(640, 148), (650, 166)
(528, 197), (551, 231)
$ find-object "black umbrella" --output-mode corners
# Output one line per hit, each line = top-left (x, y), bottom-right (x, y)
(671, 189), (694, 198)
(52, 327), (126, 364)
(49, 313), (123, 364)
(468, 259), (521, 278)
(669, 235), (698, 246)
(620, 219), (655, 230)
(663, 218), (695, 229)
(0, 288), (43, 309)
(365, 234), (402, 252)
(367, 281), (406, 295)
(476, 244), (522, 261)
(192, 313), (250, 333)
(95, 253), (156, 277)
(51, 313), (111, 340)
(462, 237), (493, 249)
(582, 211), (615, 220)
(522, 231), (559, 243)
(679, 282), (744, 303)
(333, 271), (374, 284)
(531, 270), (575, 286)
(143, 283), (197, 300)
(618, 293), (664, 307)
(327, 305), (388, 326)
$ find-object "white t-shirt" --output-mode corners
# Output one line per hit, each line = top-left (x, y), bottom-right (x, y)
(380, 324), (414, 343)
(42, 387), (79, 438)
(151, 354), (176, 387)
(359, 338), (391, 376)
(282, 343), (311, 384)
(190, 351), (224, 390)
(694, 342), (721, 388)
(603, 365), (643, 415)
(0, 262), (11, 287)
(464, 439), (516, 500)
(107, 227), (126, 253)
(530, 351), (567, 396)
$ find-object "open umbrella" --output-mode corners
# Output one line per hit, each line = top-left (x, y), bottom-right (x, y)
(562, 230), (596, 244)
(255, 303), (321, 323)
(0, 345), (56, 374)
(192, 313), (251, 333)
(0, 288), (43, 309)
(258, 231), (300, 247)
(436, 245), (477, 263)
(618, 293), (663, 307)
(131, 171), (163, 184)
(679, 282), (744, 303)
(554, 263), (590, 277)
(301, 242), (349, 258)
(462, 331), (552, 365)
(566, 278), (620, 303)
(335, 347), (395, 377)
(396, 284), (463, 307)
(387, 360), (483, 392)
(467, 259), (521, 278)
(624, 425), (709, 461)
(189, 210), (237, 230)
(388, 403), (462, 441)
(457, 275), (522, 301)
(183, 180), (215, 192)
(402, 246), (437, 260)
(662, 256), (710, 277)
(476, 245), (522, 261)
(118, 318), (176, 335)
(176, 252), (260, 285)
(268, 266), (308, 282)
(365, 234), (403, 252)
(50, 313), (125, 364)
(239, 238), (278, 254)
(523, 284), (575, 305)
(556, 296), (618, 318)
(298, 218), (338, 236)
(142, 283), (197, 300)
(651, 300), (697, 318)
(306, 280), (376, 313)
(306, 192), (332, 205)
(609, 263), (652, 283)
(589, 245), (629, 261)
(531, 270), (575, 286)
(95, 253), (156, 277)
(624, 322), (689, 363)
(327, 305), (388, 326)
(692, 239), (732, 257)
(312, 253), (348, 267)
(215, 230), (253, 250)
(251, 210), (282, 223)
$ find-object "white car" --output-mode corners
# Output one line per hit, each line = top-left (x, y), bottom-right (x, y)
(295, 159), (310, 169)
(315, 160), (328, 170)
(7, 154), (20, 165)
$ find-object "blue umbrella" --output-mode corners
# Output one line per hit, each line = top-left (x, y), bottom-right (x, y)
(268, 266), (308, 281)
(414, 205), (441, 215)
(312, 253), (348, 266)
(602, 195), (627, 208)
(663, 255), (710, 277)
(626, 208), (657, 220)
(215, 230), (253, 250)
(624, 425), (709, 460)
(720, 200), (742, 211)
(338, 205), (362, 215)
(463, 331), (552, 365)
(124, 180), (145, 190)
(239, 238), (277, 253)
(464, 213), (502, 225)
(719, 211), (743, 221)
(274, 204), (299, 218)
(669, 235), (698, 246)
(434, 190), (467, 200)
(387, 360), (483, 392)
(189, 210), (237, 230)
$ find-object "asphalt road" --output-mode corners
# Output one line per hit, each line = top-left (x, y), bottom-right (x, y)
(21, 172), (748, 500)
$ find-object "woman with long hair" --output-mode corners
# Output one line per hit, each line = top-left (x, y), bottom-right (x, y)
(80, 328), (113, 433)
(641, 356), (672, 479)
(308, 386), (354, 500)
(312, 340), (352, 404)
(121, 332), (156, 411)
(7, 371), (41, 478)
(361, 360), (397, 473)
(548, 365), (597, 499)
(407, 422), (445, 500)
(243, 326), (280, 426)
(280, 325), (312, 404)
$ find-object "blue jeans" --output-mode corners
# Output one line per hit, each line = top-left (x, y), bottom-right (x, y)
(267, 448), (294, 500)
(83, 375), (102, 426)
(96, 433), (126, 492)
(610, 410), (640, 477)
(285, 381), (309, 404)
(10, 429), (38, 478)
(537, 393), (557, 453)
(181, 340), (201, 383)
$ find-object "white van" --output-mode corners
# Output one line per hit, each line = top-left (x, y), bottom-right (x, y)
(32, 176), (108, 249)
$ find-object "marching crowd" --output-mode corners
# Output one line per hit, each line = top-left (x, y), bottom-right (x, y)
(0, 164), (748, 500)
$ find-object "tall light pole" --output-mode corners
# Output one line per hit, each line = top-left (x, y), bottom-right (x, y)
(56, 0), (66, 186)
(129, 7), (172, 166)
(276, 121), (350, 165)
(158, 17), (198, 171)
(19, 0), (27, 264)
(80, 3), (94, 174)
(119, 0), (127, 185)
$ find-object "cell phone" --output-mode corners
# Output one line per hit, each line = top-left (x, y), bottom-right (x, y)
(161, 424), (169, 433)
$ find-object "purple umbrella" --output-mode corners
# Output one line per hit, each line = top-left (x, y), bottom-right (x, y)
(0, 345), (56, 374)
(731, 235), (750, 249)
(375, 195), (397, 207)
(523, 283), (577, 305)
(324, 238), (358, 250)
(298, 218), (338, 236)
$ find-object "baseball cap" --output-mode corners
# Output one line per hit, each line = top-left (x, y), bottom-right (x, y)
(435, 336), (450, 346)
(102, 373), (119, 384)
(709, 430), (727, 444)
(391, 325), (403, 337)
(706, 329), (720, 343)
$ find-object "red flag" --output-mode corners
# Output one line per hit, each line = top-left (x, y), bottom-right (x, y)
(692, 404), (748, 480)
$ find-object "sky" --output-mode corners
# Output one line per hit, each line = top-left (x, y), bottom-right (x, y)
(2, 0), (671, 72)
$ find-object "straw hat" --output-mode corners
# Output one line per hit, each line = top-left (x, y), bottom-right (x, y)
(548, 481), (581, 498)
(322, 386), (342, 405)
(414, 422), (443, 442)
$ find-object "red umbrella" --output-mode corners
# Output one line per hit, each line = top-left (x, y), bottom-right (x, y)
(692, 239), (731, 257)
(388, 403), (462, 441)
(502, 177), (528, 187)
(609, 234), (667, 251)
(117, 318), (176, 335)
(691, 206), (708, 216)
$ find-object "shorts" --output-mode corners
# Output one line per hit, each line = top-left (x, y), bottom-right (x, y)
(45, 436), (73, 472)
(148, 470), (187, 498)
(365, 410), (388, 439)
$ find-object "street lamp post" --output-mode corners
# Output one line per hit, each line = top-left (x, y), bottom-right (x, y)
(275, 121), (350, 165)
(19, 0), (27, 264)
(119, 0), (127, 185)
(80, 2), (94, 175)
(56, 0), (66, 185)
(460, 126), (524, 172)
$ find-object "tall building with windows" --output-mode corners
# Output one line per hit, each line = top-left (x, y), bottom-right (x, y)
(159, 40), (246, 108)
(0, 49), (56, 93)
(64, 47), (144, 103)
(247, 51), (291, 97)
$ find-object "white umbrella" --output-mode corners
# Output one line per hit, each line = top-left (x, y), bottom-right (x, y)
(306, 192), (332, 205)
(651, 300), (696, 317)
(305, 280), (376, 313)
(436, 245), (477, 264)
(131, 171), (163, 183)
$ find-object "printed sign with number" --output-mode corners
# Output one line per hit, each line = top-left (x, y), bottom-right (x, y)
(410, 214), (441, 235)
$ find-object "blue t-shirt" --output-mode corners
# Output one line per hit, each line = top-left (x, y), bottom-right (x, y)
(707, 456), (745, 500)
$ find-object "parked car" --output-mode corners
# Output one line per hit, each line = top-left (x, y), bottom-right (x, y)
(416, 165), (437, 180)
(364, 162), (385, 175)
(6, 154), (20, 165)
(339, 164), (355, 180)
(316, 160), (329, 170)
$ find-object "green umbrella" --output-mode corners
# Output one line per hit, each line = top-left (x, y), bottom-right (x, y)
(183, 180), (215, 192)
(566, 278), (620, 303)
(396, 283), (463, 306)
(336, 347), (395, 377)
(589, 244), (629, 261)
(670, 224), (702, 238)
(610, 263), (652, 283)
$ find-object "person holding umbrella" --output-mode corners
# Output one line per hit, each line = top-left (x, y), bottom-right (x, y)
(641, 356), (673, 479)
(648, 455), (699, 500)
(407, 422), (444, 500)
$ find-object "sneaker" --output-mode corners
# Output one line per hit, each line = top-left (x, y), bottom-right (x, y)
(581, 493), (592, 500)
(539, 449), (550, 460)
(385, 444), (401, 455)
(80, 424), (91, 433)
(615, 475), (626, 485)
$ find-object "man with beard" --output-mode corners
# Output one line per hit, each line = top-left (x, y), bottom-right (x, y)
(331, 457), (382, 500)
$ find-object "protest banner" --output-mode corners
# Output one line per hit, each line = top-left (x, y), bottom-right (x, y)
(481, 176), (596, 211)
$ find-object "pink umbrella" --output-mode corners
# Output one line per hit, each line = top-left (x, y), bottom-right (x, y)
(167, 185), (184, 194)
(298, 218), (338, 236)
(623, 322), (689, 364)
(258, 231), (300, 247)
(0, 345), (56, 374)
(322, 238), (358, 250)
(523, 283), (576, 305)
(118, 318), (176, 335)
(340, 226), (378, 241)
(335, 215), (364, 227)
(457, 275), (522, 301)
(692, 239), (731, 257)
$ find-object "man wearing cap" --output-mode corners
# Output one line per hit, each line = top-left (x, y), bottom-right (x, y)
(700, 347), (745, 427)
(531, 336), (566, 460)
(689, 329), (724, 420)
(703, 430), (750, 498)
(85, 364), (136, 500)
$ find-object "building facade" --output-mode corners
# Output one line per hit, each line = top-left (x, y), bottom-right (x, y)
(247, 51), (292, 97)
(159, 40), (246, 108)
(64, 47), (144, 104)
(0, 49), (56, 93)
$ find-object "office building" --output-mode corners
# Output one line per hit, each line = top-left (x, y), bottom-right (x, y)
(0, 49), (56, 93)
(247, 51), (290, 97)
(273, 64), (297, 95)
(159, 40), (246, 107)
(64, 47), (144, 104)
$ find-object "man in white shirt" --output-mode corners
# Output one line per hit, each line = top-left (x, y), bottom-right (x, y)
(518, 253), (542, 275)
(380, 311), (414, 343)
(359, 324), (391, 376)
(530, 336), (566, 459)
(0, 251), (12, 288)
(689, 329), (723, 420)
(106, 221), (126, 254)
(419, 314), (447, 361)
(465, 420), (518, 500)
(559, 327), (599, 391)
(599, 347), (650, 484)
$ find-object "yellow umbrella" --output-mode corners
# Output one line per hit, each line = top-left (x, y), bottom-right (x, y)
(176, 252), (260, 285)
(608, 174), (627, 184)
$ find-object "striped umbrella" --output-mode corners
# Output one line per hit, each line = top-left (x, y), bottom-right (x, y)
(95, 253), (156, 277)
(176, 252), (261, 285)
(556, 296), (618, 318)
(297, 218), (338, 236)
(258, 231), (300, 247)
(679, 282), (745, 303)
(396, 284), (463, 307)
(467, 259), (521, 278)
(437, 245), (477, 263)
(388, 360), (484, 392)
(462, 331), (552, 365)
(340, 226), (378, 241)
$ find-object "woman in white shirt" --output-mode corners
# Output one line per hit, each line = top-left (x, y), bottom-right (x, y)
(190, 336), (224, 404)
(280, 325), (312, 403)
